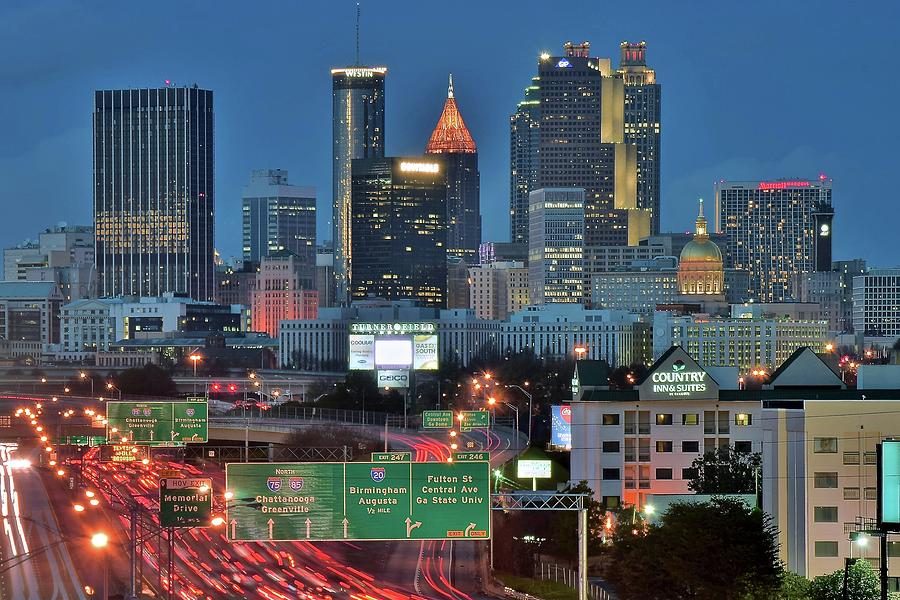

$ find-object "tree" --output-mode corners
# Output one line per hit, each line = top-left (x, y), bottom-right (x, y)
(688, 445), (762, 495)
(778, 571), (811, 599)
(808, 559), (879, 600)
(606, 497), (783, 600)
(114, 364), (177, 397)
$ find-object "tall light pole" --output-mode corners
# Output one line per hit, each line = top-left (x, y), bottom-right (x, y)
(79, 372), (94, 397)
(106, 382), (122, 401)
(189, 354), (202, 394)
(91, 532), (109, 599)
(488, 397), (520, 454)
(506, 384), (533, 448)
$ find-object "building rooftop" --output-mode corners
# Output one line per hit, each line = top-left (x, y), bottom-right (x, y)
(425, 75), (476, 154)
(0, 281), (58, 298)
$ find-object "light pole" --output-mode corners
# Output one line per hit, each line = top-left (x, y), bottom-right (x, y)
(506, 384), (533, 448)
(189, 354), (202, 394)
(106, 382), (122, 401)
(488, 397), (520, 454)
(79, 372), (94, 397)
(91, 532), (109, 600)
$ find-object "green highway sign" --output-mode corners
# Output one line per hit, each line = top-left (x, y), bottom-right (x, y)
(459, 410), (490, 431)
(226, 461), (490, 542)
(453, 451), (489, 462)
(60, 435), (106, 447)
(422, 411), (454, 429)
(106, 401), (208, 445)
(160, 477), (213, 528)
(371, 452), (412, 462)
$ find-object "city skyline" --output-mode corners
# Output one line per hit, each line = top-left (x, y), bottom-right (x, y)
(1, 1), (897, 264)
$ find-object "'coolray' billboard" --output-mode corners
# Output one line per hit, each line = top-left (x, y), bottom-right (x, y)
(348, 323), (438, 371)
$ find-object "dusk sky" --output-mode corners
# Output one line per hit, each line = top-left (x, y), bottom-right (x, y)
(1, 0), (897, 263)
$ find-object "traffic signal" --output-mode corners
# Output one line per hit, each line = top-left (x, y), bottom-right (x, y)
(211, 383), (221, 392)
(227, 384), (237, 393)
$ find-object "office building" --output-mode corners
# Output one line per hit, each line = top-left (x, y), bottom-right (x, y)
(93, 86), (214, 300)
(716, 177), (834, 302)
(852, 268), (900, 345)
(510, 42), (646, 249)
(479, 242), (528, 266)
(332, 66), (386, 304)
(251, 252), (318, 338)
(214, 260), (258, 308)
(592, 257), (679, 313)
(315, 246), (335, 308)
(350, 157), (447, 308)
(425, 76), (481, 263)
(4, 224), (95, 302)
(468, 261), (529, 321)
(447, 258), (470, 310)
(0, 282), (63, 348)
(618, 42), (661, 235)
(509, 76), (541, 245)
(528, 188), (584, 304)
(241, 170), (316, 289)
(796, 259), (867, 334)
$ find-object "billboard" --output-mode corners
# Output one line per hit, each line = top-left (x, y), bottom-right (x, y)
(377, 370), (410, 389)
(348, 323), (438, 371)
(517, 460), (552, 479)
(551, 405), (572, 449)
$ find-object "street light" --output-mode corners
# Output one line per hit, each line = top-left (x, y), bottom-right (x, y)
(80, 372), (94, 397)
(505, 384), (533, 449)
(91, 532), (109, 600)
(106, 382), (122, 400)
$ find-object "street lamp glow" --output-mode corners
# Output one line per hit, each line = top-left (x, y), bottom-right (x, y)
(141, 458), (150, 465)
(224, 491), (234, 500)
(644, 505), (655, 515)
(199, 484), (210, 493)
(90, 533), (109, 548)
(73, 504), (85, 512)
(85, 490), (95, 498)
(56, 469), (65, 476)
(89, 498), (100, 506)
(211, 516), (225, 527)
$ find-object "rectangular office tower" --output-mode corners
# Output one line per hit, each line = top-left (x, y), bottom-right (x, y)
(93, 86), (214, 300)
(716, 177), (833, 302)
(528, 188), (584, 304)
(241, 169), (316, 290)
(350, 157), (448, 308)
(332, 67), (386, 304)
(618, 42), (661, 234)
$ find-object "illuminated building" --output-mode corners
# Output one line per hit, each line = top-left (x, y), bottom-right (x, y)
(509, 42), (647, 250)
(241, 170), (316, 290)
(796, 259), (867, 334)
(715, 177), (834, 302)
(618, 42), (662, 234)
(332, 66), (386, 305)
(528, 188), (584, 305)
(677, 200), (724, 298)
(852, 268), (900, 346)
(0, 282), (62, 348)
(468, 261), (529, 320)
(251, 252), (317, 338)
(3, 224), (95, 301)
(93, 86), (214, 300)
(426, 75), (480, 264)
(350, 157), (448, 308)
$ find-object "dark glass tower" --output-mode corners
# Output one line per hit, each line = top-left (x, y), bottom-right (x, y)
(618, 42), (662, 234)
(93, 86), (214, 300)
(350, 157), (447, 308)
(425, 76), (480, 264)
(509, 79), (540, 246)
(332, 67), (386, 304)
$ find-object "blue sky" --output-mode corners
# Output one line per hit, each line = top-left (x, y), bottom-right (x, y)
(1, 0), (897, 264)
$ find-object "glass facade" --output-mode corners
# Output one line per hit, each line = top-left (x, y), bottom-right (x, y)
(332, 68), (386, 304)
(350, 157), (447, 308)
(93, 87), (214, 301)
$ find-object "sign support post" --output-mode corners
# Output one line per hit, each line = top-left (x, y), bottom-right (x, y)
(578, 508), (587, 600)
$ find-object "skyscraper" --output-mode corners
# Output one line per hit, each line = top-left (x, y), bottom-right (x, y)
(241, 169), (316, 290)
(618, 41), (661, 234)
(509, 76), (540, 245)
(528, 188), (584, 305)
(716, 177), (834, 302)
(425, 75), (481, 263)
(332, 66), (386, 304)
(93, 86), (214, 300)
(350, 157), (447, 308)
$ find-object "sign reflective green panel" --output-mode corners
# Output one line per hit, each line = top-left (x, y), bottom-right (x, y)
(459, 410), (490, 431)
(453, 452), (489, 462)
(422, 411), (454, 429)
(159, 478), (213, 528)
(106, 401), (207, 445)
(879, 441), (900, 530)
(225, 461), (490, 541)
(371, 452), (412, 462)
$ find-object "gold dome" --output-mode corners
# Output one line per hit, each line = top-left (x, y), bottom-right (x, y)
(680, 238), (722, 263)
(678, 199), (725, 296)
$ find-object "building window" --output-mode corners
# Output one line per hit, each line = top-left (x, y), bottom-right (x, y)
(602, 441), (620, 453)
(682, 441), (700, 453)
(843, 452), (860, 465)
(864, 452), (877, 465)
(682, 467), (698, 481)
(602, 496), (620, 509)
(734, 413), (752, 426)
(814, 473), (838, 488)
(655, 468), (673, 480)
(656, 413), (673, 426)
(682, 413), (699, 426)
(602, 414), (620, 426)
(865, 487), (877, 500)
(814, 541), (839, 557)
(814, 507), (839, 523)
(602, 468), (620, 480)
(814, 437), (838, 453)
(843, 488), (860, 500)
(734, 441), (752, 453)
(655, 441), (673, 453)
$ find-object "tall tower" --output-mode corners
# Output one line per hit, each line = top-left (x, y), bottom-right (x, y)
(618, 41), (661, 234)
(509, 76), (540, 246)
(93, 86), (214, 300)
(425, 75), (481, 263)
(331, 66), (386, 305)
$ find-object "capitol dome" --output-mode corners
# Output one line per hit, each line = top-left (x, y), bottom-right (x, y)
(678, 199), (724, 295)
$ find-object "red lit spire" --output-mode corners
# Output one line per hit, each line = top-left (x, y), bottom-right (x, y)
(425, 74), (477, 154)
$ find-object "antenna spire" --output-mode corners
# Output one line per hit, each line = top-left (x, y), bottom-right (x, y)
(448, 73), (454, 99)
(355, 2), (361, 65)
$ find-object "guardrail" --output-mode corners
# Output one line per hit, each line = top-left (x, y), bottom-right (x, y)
(536, 562), (612, 600)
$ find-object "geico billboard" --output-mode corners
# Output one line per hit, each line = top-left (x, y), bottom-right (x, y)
(347, 333), (439, 371)
(377, 370), (410, 389)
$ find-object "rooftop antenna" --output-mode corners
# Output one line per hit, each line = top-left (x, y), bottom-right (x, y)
(448, 73), (454, 99)
(355, 2), (361, 65)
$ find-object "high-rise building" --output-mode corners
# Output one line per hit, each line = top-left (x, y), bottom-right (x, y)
(528, 188), (584, 304)
(241, 169), (316, 290)
(796, 259), (867, 334)
(468, 261), (529, 321)
(332, 66), (386, 304)
(251, 252), (318, 338)
(350, 157), (448, 308)
(852, 268), (900, 343)
(3, 224), (96, 301)
(426, 75), (480, 264)
(510, 42), (648, 250)
(618, 42), (661, 234)
(93, 86), (214, 300)
(716, 177), (834, 302)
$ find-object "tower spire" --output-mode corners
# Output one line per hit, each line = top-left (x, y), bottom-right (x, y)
(448, 73), (454, 99)
(355, 2), (360, 65)
(695, 198), (708, 239)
